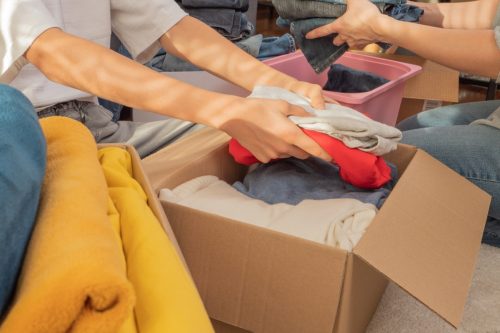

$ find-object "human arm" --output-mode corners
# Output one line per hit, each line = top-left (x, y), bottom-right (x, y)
(305, 0), (500, 78)
(25, 28), (330, 162)
(160, 16), (329, 108)
(407, 0), (498, 29)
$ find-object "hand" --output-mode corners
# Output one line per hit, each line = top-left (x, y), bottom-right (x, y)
(305, 0), (387, 49)
(219, 98), (332, 163)
(277, 79), (337, 109)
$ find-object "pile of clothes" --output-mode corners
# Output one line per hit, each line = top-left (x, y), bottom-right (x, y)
(0, 117), (214, 333)
(160, 86), (402, 252)
(146, 0), (297, 72)
(272, 0), (424, 72)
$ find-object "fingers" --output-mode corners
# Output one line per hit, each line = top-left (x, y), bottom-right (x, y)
(285, 104), (310, 117)
(292, 130), (331, 162)
(287, 145), (310, 160)
(305, 21), (339, 39)
(324, 95), (339, 104)
(333, 34), (346, 46)
(308, 88), (326, 110)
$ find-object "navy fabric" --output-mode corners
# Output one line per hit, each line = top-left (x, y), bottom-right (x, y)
(233, 157), (397, 208)
(323, 64), (389, 93)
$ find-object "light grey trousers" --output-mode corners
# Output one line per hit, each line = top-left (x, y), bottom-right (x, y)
(37, 100), (203, 157)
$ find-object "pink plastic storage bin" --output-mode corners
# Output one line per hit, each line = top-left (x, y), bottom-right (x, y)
(264, 51), (422, 126)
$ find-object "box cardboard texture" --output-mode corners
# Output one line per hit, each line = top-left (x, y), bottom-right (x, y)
(352, 51), (459, 122)
(142, 129), (491, 333)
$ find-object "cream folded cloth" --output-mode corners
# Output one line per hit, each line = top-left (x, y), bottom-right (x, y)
(249, 86), (402, 155)
(160, 176), (377, 252)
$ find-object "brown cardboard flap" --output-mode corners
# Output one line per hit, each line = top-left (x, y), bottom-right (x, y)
(333, 255), (388, 333)
(382, 144), (417, 178)
(163, 201), (348, 333)
(143, 128), (231, 192)
(354, 149), (491, 327)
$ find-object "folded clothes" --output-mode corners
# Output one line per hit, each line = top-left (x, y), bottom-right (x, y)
(181, 0), (249, 11)
(250, 86), (402, 155)
(106, 197), (138, 333)
(148, 34), (296, 72)
(233, 157), (395, 208)
(98, 147), (214, 333)
(323, 64), (389, 93)
(185, 8), (254, 41)
(160, 175), (378, 251)
(0, 117), (134, 333)
(229, 129), (393, 189)
(272, 0), (423, 72)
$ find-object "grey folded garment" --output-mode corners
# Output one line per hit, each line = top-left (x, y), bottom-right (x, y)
(233, 157), (397, 208)
(249, 86), (402, 156)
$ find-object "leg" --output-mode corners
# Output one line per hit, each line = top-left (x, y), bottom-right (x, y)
(401, 124), (500, 245)
(397, 100), (500, 130)
(39, 101), (203, 158)
(0, 85), (46, 315)
(102, 117), (204, 158)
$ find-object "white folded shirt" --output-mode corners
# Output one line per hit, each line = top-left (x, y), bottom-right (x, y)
(160, 175), (378, 252)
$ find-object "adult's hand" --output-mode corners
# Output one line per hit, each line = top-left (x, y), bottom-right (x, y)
(305, 0), (388, 49)
(217, 98), (332, 163)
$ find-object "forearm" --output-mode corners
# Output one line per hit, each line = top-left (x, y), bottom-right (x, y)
(160, 16), (299, 91)
(408, 0), (498, 29)
(375, 17), (500, 78)
(25, 28), (236, 127)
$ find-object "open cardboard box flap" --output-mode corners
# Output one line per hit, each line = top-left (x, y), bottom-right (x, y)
(354, 148), (491, 327)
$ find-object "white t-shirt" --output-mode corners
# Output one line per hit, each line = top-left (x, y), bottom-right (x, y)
(0, 0), (187, 108)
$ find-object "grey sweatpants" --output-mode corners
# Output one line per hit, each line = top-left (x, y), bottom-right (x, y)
(37, 100), (203, 157)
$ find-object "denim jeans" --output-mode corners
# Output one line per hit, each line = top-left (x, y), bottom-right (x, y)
(181, 0), (249, 11)
(397, 100), (500, 247)
(186, 8), (254, 40)
(273, 0), (423, 73)
(148, 33), (296, 72)
(38, 100), (202, 157)
(0, 85), (46, 317)
(258, 33), (296, 60)
(323, 64), (389, 93)
(273, 0), (389, 21)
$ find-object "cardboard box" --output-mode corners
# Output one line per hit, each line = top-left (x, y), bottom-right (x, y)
(142, 128), (490, 333)
(352, 51), (459, 123)
(98, 144), (187, 266)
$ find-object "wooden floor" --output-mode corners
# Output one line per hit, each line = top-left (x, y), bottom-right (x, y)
(254, 4), (499, 104)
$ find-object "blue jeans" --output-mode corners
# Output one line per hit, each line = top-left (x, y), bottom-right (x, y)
(273, 0), (423, 73)
(0, 84), (46, 316)
(181, 0), (249, 10)
(398, 101), (500, 246)
(185, 8), (254, 40)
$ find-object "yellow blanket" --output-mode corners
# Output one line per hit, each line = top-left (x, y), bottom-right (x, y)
(98, 147), (214, 333)
(0, 117), (135, 333)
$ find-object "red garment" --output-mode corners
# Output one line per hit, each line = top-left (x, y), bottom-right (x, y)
(228, 129), (392, 189)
